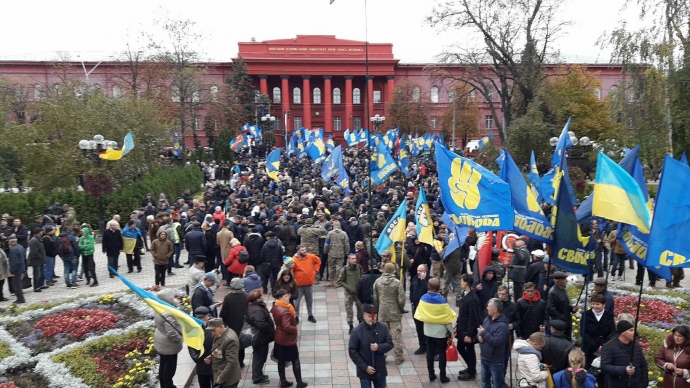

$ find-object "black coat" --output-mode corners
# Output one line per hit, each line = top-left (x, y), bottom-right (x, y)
(409, 276), (428, 307)
(243, 233), (265, 266)
(582, 309), (615, 367)
(193, 327), (214, 376)
(246, 301), (275, 344)
(601, 337), (649, 388)
(204, 229), (217, 261)
(185, 229), (207, 256)
(348, 322), (394, 380)
(456, 289), (481, 341)
(516, 295), (547, 339)
(220, 291), (248, 335)
(191, 285), (217, 318)
(261, 239), (284, 268)
(102, 229), (123, 257)
(357, 269), (382, 305)
(547, 285), (573, 337)
(541, 332), (575, 374)
(406, 242), (432, 276)
(475, 267), (500, 319)
(42, 235), (57, 257)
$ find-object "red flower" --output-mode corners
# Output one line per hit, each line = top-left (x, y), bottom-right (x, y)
(613, 296), (678, 324)
(33, 309), (121, 338)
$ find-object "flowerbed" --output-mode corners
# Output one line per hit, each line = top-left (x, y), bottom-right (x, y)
(4, 299), (149, 355)
(568, 282), (690, 387)
(0, 292), (164, 387)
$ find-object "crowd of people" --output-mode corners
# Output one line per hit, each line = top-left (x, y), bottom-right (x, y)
(0, 146), (687, 388)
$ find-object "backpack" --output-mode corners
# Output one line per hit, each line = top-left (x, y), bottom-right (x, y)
(57, 235), (73, 256)
(238, 249), (249, 264)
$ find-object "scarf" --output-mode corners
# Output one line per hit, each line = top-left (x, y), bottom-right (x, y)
(593, 309), (604, 322)
(276, 299), (295, 317)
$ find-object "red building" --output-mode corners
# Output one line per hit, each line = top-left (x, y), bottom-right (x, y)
(0, 35), (624, 148)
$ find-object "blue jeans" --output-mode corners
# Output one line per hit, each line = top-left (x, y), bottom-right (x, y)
(173, 243), (182, 265)
(32, 265), (45, 290)
(481, 359), (506, 388)
(62, 256), (79, 285)
(360, 378), (386, 388)
(45, 256), (55, 282)
(108, 255), (119, 275)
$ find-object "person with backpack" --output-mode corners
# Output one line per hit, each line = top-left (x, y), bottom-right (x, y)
(56, 227), (80, 289)
(224, 238), (248, 280)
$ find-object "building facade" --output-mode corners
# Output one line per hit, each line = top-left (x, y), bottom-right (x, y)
(0, 35), (624, 148)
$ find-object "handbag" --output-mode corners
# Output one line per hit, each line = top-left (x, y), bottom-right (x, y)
(21, 274), (32, 290)
(445, 338), (458, 362)
(518, 378), (538, 388)
(239, 320), (260, 349)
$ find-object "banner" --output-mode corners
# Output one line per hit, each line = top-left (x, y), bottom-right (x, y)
(415, 188), (435, 245)
(370, 141), (398, 185)
(551, 174), (594, 274)
(265, 148), (281, 182)
(498, 150), (553, 243)
(646, 156), (690, 267)
(321, 145), (342, 181)
(375, 198), (408, 257)
(434, 142), (513, 232)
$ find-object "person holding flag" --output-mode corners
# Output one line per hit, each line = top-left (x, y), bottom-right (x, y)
(154, 290), (184, 388)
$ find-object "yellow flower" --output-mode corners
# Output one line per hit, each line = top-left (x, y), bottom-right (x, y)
(640, 304), (645, 308)
(658, 377), (664, 382)
(573, 330), (579, 334)
(649, 371), (653, 375)
(136, 362), (142, 367)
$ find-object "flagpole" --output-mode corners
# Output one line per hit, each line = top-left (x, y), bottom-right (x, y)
(629, 273), (644, 378)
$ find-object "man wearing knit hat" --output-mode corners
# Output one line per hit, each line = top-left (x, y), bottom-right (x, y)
(601, 320), (648, 387)
(373, 262), (406, 365)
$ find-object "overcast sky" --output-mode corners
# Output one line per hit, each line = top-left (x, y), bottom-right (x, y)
(1, 0), (641, 64)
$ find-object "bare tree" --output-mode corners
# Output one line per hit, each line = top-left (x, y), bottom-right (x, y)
(427, 0), (569, 142)
(388, 79), (430, 134)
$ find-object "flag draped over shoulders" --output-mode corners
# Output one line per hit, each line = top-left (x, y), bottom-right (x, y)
(414, 292), (457, 324)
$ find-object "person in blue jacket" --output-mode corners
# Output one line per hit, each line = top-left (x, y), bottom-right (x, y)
(478, 297), (510, 388)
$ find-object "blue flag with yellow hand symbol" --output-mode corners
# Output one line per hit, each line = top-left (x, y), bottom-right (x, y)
(265, 148), (281, 182)
(646, 156), (690, 268)
(551, 174), (594, 274)
(321, 145), (342, 181)
(434, 142), (513, 232)
(370, 141), (398, 185)
(498, 150), (553, 243)
(415, 188), (435, 245)
(306, 130), (326, 165)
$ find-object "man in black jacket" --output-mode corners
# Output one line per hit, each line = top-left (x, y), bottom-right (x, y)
(357, 266), (383, 305)
(348, 304), (394, 388)
(42, 225), (58, 285)
(547, 271), (578, 338)
(184, 223), (207, 265)
(191, 272), (222, 318)
(409, 263), (429, 354)
(516, 282), (546, 339)
(601, 320), (649, 388)
(456, 274), (481, 380)
(260, 231), (284, 293)
(541, 319), (575, 375)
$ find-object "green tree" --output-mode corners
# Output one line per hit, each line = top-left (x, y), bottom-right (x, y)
(225, 57), (256, 129)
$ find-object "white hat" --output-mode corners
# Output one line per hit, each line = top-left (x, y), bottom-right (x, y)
(531, 249), (545, 258)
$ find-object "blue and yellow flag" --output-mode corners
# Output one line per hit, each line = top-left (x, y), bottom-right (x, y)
(344, 129), (357, 147)
(646, 156), (690, 267)
(370, 141), (398, 185)
(335, 163), (350, 196)
(326, 135), (335, 152)
(375, 198), (408, 257)
(398, 146), (410, 175)
(528, 151), (543, 203)
(434, 142), (513, 232)
(110, 266), (205, 351)
(442, 222), (470, 260)
(99, 132), (135, 161)
(551, 174), (594, 274)
(415, 188), (435, 245)
(358, 129), (369, 145)
(265, 148), (281, 182)
(287, 132), (297, 156)
(321, 145), (342, 181)
(413, 292), (457, 324)
(541, 118), (576, 205)
(306, 130), (326, 165)
(614, 151), (671, 281)
(593, 151), (651, 233)
(477, 135), (491, 151)
(498, 150), (553, 243)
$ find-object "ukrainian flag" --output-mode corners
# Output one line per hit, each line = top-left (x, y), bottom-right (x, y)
(413, 292), (457, 324)
(593, 151), (651, 233)
(265, 148), (281, 182)
(110, 266), (205, 351)
(99, 132), (135, 161)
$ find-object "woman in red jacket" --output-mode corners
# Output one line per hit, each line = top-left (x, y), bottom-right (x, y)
(224, 238), (247, 279)
(655, 325), (690, 388)
(271, 289), (307, 388)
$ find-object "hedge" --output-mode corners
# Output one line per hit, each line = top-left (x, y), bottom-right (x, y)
(0, 166), (204, 230)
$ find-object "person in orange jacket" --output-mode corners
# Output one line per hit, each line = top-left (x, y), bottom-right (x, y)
(290, 245), (321, 324)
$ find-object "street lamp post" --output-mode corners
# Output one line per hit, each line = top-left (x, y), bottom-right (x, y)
(260, 113), (276, 149)
(549, 132), (592, 174)
(78, 135), (117, 235)
(368, 114), (385, 265)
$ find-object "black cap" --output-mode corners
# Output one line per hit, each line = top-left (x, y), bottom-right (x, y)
(194, 306), (210, 317)
(362, 304), (377, 315)
(617, 320), (635, 334)
(552, 271), (568, 279)
(550, 320), (567, 332)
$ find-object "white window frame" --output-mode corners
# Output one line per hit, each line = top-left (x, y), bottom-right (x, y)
(485, 115), (493, 130)
(334, 117), (342, 131)
(373, 90), (381, 103)
(353, 88), (361, 104)
(294, 116), (302, 129)
(273, 87), (281, 103)
(333, 88), (341, 104)
(412, 86), (421, 103)
(431, 86), (439, 103)
(293, 87), (301, 104)
(313, 87), (321, 104)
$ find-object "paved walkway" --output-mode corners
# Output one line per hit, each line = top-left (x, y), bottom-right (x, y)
(4, 245), (686, 388)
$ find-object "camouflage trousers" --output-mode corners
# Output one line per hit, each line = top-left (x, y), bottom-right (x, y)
(441, 266), (464, 298)
(431, 260), (444, 279)
(344, 292), (363, 325)
(382, 320), (404, 362)
(328, 256), (343, 282)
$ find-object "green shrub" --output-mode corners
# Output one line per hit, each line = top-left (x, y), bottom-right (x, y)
(0, 341), (12, 361)
(0, 166), (203, 229)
